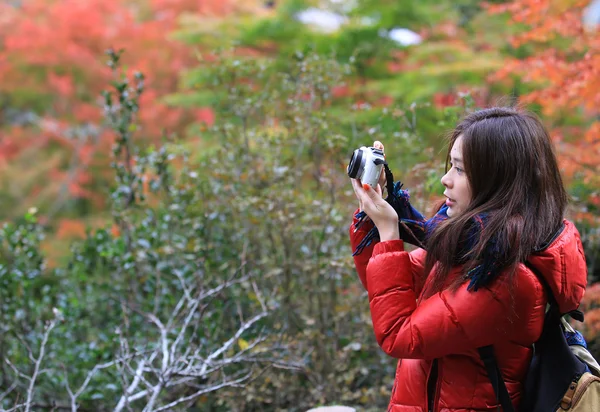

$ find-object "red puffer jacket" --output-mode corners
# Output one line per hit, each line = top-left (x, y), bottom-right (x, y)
(349, 212), (588, 412)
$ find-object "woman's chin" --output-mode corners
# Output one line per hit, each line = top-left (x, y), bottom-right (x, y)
(446, 206), (463, 218)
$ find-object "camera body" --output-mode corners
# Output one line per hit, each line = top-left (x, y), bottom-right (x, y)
(347, 146), (385, 188)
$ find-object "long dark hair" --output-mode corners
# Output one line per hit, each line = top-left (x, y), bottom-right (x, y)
(423, 107), (568, 297)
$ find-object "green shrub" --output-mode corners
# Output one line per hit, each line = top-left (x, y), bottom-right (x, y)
(0, 48), (449, 411)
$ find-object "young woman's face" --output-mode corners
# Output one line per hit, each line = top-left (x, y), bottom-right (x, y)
(441, 135), (472, 218)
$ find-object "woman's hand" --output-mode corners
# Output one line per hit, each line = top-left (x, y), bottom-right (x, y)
(350, 140), (399, 242)
(351, 179), (399, 241)
(354, 141), (387, 212)
(374, 140), (387, 190)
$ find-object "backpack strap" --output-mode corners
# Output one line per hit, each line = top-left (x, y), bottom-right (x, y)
(476, 260), (548, 412)
(478, 346), (515, 412)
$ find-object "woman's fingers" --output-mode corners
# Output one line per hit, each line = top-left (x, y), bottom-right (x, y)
(351, 142), (386, 212)
(355, 182), (398, 228)
(353, 179), (379, 214)
(351, 178), (361, 195)
(353, 181), (382, 209)
(351, 178), (364, 210)
(353, 181), (370, 209)
(373, 141), (387, 190)
(378, 167), (387, 190)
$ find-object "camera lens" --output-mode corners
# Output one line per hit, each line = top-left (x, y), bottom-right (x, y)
(347, 149), (363, 178)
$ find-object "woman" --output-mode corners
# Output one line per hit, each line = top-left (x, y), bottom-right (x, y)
(349, 107), (588, 411)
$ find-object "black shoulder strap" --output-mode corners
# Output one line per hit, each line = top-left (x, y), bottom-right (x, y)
(478, 346), (515, 412)
(478, 258), (582, 412)
(476, 260), (540, 411)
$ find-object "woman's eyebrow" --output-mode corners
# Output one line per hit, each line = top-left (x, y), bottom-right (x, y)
(450, 156), (463, 164)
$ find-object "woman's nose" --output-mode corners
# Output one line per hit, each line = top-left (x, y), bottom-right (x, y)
(441, 172), (451, 188)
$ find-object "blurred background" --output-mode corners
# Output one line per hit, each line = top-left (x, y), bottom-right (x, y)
(1, 0), (599, 410)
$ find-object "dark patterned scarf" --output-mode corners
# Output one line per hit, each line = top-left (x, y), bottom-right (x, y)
(352, 181), (504, 292)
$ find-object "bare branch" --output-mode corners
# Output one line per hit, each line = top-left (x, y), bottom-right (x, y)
(65, 359), (120, 412)
(114, 360), (148, 412)
(199, 267), (250, 302)
(152, 370), (253, 412)
(4, 358), (31, 382)
(0, 380), (19, 403)
(144, 313), (169, 375)
(25, 317), (58, 412)
(5, 402), (27, 412)
(141, 380), (164, 412)
(168, 299), (200, 365)
(205, 312), (267, 365)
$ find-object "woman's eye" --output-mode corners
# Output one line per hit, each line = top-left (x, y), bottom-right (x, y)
(455, 167), (464, 174)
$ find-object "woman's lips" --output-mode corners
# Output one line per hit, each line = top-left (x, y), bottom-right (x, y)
(445, 198), (455, 207)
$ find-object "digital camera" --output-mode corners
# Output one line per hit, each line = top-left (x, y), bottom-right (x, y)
(347, 146), (386, 189)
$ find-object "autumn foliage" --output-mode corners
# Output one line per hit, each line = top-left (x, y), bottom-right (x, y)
(0, 0), (229, 215)
(485, 0), (600, 345)
(487, 0), (600, 195)
(1, 0), (600, 408)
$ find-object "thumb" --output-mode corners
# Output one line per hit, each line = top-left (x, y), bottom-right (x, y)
(363, 183), (381, 200)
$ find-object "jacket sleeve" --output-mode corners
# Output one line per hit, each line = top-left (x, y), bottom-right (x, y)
(366, 240), (544, 360)
(349, 208), (427, 293)
(349, 208), (376, 290)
